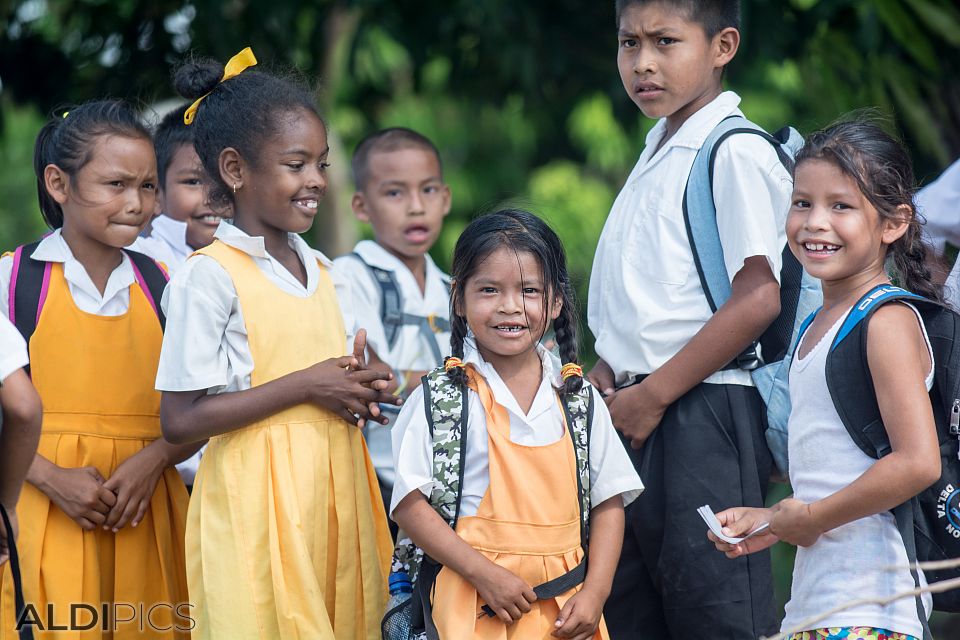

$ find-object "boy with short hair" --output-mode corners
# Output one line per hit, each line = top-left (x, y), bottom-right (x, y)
(333, 127), (452, 506)
(587, 1), (789, 637)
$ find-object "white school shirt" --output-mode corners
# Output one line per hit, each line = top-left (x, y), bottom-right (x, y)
(0, 314), (28, 382)
(132, 215), (191, 273)
(588, 91), (792, 387)
(333, 240), (451, 373)
(0, 229), (140, 318)
(917, 157), (960, 254)
(390, 341), (644, 518)
(781, 304), (933, 637)
(155, 221), (358, 395)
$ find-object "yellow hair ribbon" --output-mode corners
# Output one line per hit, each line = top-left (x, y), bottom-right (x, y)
(183, 47), (258, 125)
(560, 363), (583, 382)
(444, 357), (466, 372)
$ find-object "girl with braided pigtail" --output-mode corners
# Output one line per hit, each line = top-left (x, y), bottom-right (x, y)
(392, 209), (643, 640)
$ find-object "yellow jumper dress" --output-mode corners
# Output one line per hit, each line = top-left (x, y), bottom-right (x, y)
(186, 241), (391, 639)
(431, 370), (609, 640)
(0, 262), (190, 639)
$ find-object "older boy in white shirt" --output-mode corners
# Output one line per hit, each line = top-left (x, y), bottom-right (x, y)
(333, 128), (452, 509)
(588, 1), (791, 637)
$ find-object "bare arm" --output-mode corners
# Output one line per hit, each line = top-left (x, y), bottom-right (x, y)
(393, 491), (536, 624)
(769, 304), (940, 546)
(0, 369), (42, 509)
(609, 256), (780, 446)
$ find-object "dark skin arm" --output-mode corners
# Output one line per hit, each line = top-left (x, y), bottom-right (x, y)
(591, 256), (780, 448)
(0, 369), (42, 565)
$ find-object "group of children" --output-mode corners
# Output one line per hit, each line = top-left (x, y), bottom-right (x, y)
(0, 1), (950, 639)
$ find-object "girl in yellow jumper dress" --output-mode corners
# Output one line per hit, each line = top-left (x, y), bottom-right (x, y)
(0, 101), (196, 639)
(391, 209), (644, 640)
(156, 49), (396, 639)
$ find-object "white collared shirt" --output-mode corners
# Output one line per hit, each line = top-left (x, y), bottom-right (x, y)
(0, 229), (139, 317)
(917, 157), (960, 254)
(155, 221), (358, 395)
(0, 314), (28, 382)
(132, 215), (191, 273)
(588, 91), (792, 387)
(332, 240), (451, 372)
(390, 342), (644, 518)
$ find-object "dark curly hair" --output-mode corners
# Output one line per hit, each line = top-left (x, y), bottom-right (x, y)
(795, 118), (942, 303)
(173, 53), (321, 207)
(34, 100), (152, 229)
(447, 208), (583, 396)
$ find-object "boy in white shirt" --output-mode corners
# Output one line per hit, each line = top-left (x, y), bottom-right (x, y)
(588, 1), (790, 637)
(333, 127), (452, 513)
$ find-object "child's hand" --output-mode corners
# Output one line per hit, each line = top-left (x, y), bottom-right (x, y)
(770, 498), (823, 547)
(44, 466), (117, 530)
(586, 359), (616, 397)
(552, 586), (604, 639)
(708, 506), (779, 558)
(349, 329), (399, 427)
(102, 447), (167, 532)
(0, 509), (16, 566)
(607, 382), (667, 449)
(474, 562), (537, 624)
(301, 356), (399, 427)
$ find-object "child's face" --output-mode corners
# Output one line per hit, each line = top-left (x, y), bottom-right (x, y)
(787, 159), (907, 286)
(53, 134), (157, 249)
(234, 108), (328, 236)
(352, 147), (450, 263)
(459, 247), (561, 369)
(159, 143), (233, 250)
(617, 2), (731, 126)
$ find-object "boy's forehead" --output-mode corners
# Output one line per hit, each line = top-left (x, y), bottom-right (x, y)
(619, 1), (699, 33)
(168, 142), (202, 169)
(366, 146), (442, 184)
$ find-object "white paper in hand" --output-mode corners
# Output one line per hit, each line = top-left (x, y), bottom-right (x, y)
(698, 505), (769, 544)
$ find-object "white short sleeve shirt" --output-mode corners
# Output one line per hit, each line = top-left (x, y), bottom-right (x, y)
(390, 342), (644, 518)
(917, 157), (960, 254)
(132, 214), (191, 274)
(155, 222), (357, 394)
(0, 314), (28, 382)
(332, 240), (451, 373)
(587, 91), (792, 386)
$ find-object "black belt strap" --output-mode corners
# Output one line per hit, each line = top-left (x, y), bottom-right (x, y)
(0, 504), (33, 640)
(479, 558), (588, 618)
(893, 501), (931, 640)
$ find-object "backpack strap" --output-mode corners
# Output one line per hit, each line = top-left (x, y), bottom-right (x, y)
(123, 249), (169, 331)
(682, 115), (804, 369)
(0, 503), (34, 640)
(350, 252), (449, 364)
(8, 242), (50, 375)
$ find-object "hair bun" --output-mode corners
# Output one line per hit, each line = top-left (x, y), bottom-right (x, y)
(174, 59), (224, 100)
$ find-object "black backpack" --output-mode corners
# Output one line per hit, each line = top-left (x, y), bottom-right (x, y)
(797, 284), (960, 631)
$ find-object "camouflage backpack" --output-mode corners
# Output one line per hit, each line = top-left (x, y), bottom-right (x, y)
(381, 366), (594, 640)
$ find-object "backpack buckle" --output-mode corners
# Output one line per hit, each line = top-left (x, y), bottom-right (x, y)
(736, 344), (762, 371)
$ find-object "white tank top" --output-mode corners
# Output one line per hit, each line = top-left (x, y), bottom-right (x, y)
(780, 303), (933, 637)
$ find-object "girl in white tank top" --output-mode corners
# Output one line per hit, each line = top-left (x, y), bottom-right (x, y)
(708, 120), (943, 640)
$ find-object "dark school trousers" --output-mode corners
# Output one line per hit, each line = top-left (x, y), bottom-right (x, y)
(603, 381), (778, 640)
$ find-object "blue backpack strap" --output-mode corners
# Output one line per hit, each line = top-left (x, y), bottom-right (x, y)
(830, 285), (923, 352)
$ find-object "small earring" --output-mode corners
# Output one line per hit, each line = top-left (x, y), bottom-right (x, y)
(233, 183), (239, 194)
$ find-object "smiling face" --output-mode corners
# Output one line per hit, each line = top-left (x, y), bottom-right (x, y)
(352, 146), (450, 269)
(159, 143), (233, 250)
(787, 159), (908, 290)
(53, 134), (157, 250)
(617, 2), (735, 132)
(229, 108), (329, 237)
(459, 247), (561, 370)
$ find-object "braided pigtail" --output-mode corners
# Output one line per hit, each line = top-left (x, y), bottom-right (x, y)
(553, 281), (583, 395)
(891, 221), (943, 303)
(446, 291), (469, 387)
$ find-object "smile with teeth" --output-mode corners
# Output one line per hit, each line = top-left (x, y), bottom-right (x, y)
(495, 325), (526, 333)
(197, 214), (223, 223)
(804, 242), (841, 253)
(294, 199), (318, 210)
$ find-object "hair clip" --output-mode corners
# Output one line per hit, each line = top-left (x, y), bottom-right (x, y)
(183, 46), (258, 125)
(444, 357), (466, 372)
(62, 111), (69, 119)
(560, 363), (583, 382)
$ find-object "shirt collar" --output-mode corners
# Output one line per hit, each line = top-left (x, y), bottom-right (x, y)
(354, 239), (443, 281)
(30, 229), (136, 305)
(149, 215), (190, 259)
(213, 221), (333, 268)
(644, 90), (743, 152)
(462, 338), (564, 390)
(31, 229), (70, 263)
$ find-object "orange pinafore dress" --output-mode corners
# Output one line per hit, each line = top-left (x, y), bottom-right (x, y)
(431, 370), (609, 640)
(0, 262), (190, 639)
(186, 241), (391, 640)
